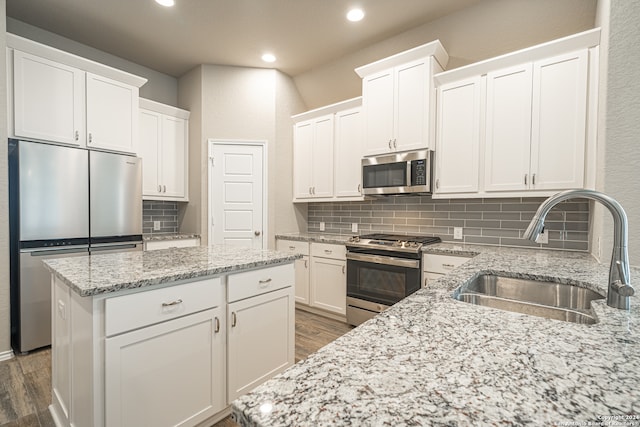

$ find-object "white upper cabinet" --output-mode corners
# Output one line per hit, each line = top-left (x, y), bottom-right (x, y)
(435, 76), (482, 195)
(530, 50), (588, 190)
(433, 28), (599, 198)
(139, 98), (190, 201)
(12, 50), (84, 146)
(7, 34), (147, 154)
(356, 41), (448, 156)
(292, 97), (363, 202)
(86, 73), (139, 154)
(334, 107), (363, 198)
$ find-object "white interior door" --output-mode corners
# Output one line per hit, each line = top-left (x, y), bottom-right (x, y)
(210, 142), (265, 248)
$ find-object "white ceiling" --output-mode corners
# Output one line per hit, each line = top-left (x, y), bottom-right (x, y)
(5, 0), (483, 78)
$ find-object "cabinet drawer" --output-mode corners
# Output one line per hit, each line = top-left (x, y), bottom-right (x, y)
(310, 242), (346, 259)
(423, 254), (471, 274)
(105, 277), (222, 337)
(276, 239), (309, 256)
(228, 263), (294, 303)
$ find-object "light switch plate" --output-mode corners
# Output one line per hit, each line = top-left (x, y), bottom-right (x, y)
(319, 222), (325, 231)
(154, 221), (161, 231)
(453, 227), (463, 240)
(352, 223), (358, 233)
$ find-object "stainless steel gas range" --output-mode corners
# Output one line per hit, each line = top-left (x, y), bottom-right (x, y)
(345, 234), (441, 326)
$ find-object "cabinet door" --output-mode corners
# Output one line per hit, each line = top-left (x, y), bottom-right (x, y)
(13, 50), (84, 146)
(86, 72), (138, 154)
(227, 287), (294, 402)
(105, 308), (225, 427)
(310, 257), (346, 315)
(362, 69), (394, 156)
(160, 115), (187, 197)
(139, 109), (162, 196)
(334, 107), (363, 198)
(435, 76), (482, 194)
(530, 50), (588, 190)
(484, 64), (533, 192)
(394, 58), (430, 152)
(295, 256), (310, 305)
(293, 121), (313, 199)
(311, 115), (335, 198)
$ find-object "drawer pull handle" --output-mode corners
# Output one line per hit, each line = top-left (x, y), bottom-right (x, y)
(258, 278), (272, 287)
(442, 263), (455, 268)
(324, 250), (332, 254)
(289, 246), (296, 250)
(161, 299), (183, 307)
(214, 317), (220, 333)
(342, 265), (345, 274)
(231, 312), (237, 327)
(304, 260), (308, 268)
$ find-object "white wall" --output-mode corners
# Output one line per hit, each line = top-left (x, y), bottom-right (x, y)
(0, 0), (11, 357)
(294, 0), (597, 109)
(6, 17), (178, 106)
(597, 0), (640, 267)
(178, 65), (306, 248)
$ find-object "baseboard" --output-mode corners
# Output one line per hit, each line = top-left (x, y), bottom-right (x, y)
(0, 349), (14, 362)
(296, 304), (347, 323)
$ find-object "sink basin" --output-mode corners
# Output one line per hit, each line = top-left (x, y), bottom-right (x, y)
(454, 274), (604, 324)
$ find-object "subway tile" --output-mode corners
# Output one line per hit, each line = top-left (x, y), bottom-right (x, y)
(394, 211), (421, 219)
(434, 219), (465, 227)
(482, 212), (520, 221)
(501, 203), (543, 212)
(464, 220), (501, 229)
(500, 220), (533, 230)
(453, 212), (483, 220)
(394, 225), (421, 233)
(407, 218), (430, 226)
(499, 238), (537, 247)
(465, 236), (500, 245)
(466, 203), (501, 212)
(420, 211), (450, 219)
(563, 241), (589, 251)
(382, 217), (407, 225)
(372, 211), (395, 218)
(462, 227), (482, 236)
(566, 212), (590, 221)
(482, 228), (521, 238)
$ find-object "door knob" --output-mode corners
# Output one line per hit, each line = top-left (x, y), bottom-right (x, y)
(254, 231), (261, 236)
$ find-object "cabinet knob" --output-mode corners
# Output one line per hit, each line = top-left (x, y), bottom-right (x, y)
(288, 245), (295, 250)
(254, 230), (261, 236)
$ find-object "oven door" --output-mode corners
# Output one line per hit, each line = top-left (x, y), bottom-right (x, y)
(346, 252), (421, 306)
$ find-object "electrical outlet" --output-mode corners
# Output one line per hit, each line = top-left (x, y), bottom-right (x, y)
(536, 229), (548, 244)
(352, 223), (358, 233)
(453, 227), (463, 240)
(153, 221), (161, 231)
(319, 222), (325, 231)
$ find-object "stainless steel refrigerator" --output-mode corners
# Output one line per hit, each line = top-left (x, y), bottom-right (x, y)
(8, 139), (143, 353)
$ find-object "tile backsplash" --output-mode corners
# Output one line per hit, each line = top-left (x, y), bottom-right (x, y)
(308, 196), (589, 251)
(143, 201), (179, 234)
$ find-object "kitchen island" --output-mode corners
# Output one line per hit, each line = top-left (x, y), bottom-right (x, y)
(233, 244), (640, 426)
(44, 245), (300, 427)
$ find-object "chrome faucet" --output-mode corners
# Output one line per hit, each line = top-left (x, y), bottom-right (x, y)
(524, 189), (633, 310)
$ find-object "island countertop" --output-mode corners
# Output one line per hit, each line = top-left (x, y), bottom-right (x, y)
(233, 246), (640, 426)
(43, 245), (301, 296)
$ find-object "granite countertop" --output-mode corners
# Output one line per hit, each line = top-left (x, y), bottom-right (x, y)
(276, 232), (353, 245)
(43, 245), (300, 297)
(233, 246), (640, 426)
(143, 233), (200, 241)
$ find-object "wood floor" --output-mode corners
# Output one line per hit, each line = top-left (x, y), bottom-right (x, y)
(0, 308), (353, 427)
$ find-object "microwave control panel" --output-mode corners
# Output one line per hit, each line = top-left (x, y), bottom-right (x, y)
(410, 159), (427, 186)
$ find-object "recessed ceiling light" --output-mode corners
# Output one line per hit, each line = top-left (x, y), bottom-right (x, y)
(262, 53), (276, 63)
(155, 0), (175, 7)
(347, 8), (365, 22)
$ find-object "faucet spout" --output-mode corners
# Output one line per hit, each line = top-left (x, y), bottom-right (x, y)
(524, 189), (632, 310)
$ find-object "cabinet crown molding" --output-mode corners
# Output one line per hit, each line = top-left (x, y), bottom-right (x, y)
(140, 97), (190, 119)
(434, 28), (601, 86)
(355, 40), (448, 77)
(7, 32), (148, 88)
(291, 97), (361, 122)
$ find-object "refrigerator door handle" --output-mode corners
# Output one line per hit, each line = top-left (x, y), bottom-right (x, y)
(21, 247), (89, 256)
(91, 243), (141, 252)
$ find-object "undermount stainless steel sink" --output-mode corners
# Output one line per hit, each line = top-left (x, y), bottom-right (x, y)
(454, 274), (605, 324)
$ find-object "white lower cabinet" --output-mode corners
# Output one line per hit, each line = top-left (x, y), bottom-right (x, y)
(227, 287), (294, 401)
(309, 243), (347, 316)
(105, 308), (225, 427)
(144, 237), (200, 251)
(275, 239), (310, 304)
(422, 253), (472, 287)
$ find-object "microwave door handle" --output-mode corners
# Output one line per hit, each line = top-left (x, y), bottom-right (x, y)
(406, 160), (412, 187)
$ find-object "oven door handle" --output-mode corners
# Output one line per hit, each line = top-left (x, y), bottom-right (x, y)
(346, 252), (420, 269)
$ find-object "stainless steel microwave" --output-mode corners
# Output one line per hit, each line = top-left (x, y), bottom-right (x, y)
(362, 150), (433, 195)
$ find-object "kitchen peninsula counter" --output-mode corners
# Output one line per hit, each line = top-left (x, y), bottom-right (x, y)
(233, 245), (640, 426)
(44, 244), (300, 296)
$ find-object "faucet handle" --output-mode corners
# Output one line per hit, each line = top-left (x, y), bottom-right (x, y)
(612, 280), (635, 297)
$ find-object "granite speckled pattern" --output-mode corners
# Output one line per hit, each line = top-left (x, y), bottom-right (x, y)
(143, 233), (200, 241)
(233, 246), (640, 426)
(275, 233), (353, 245)
(43, 245), (300, 296)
